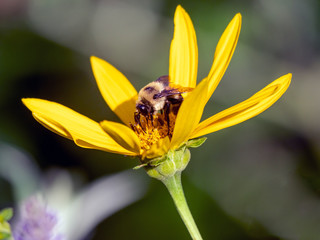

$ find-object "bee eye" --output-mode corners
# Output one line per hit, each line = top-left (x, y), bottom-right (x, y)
(137, 104), (149, 115)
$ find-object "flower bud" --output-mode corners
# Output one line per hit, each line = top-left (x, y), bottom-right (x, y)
(145, 146), (191, 181)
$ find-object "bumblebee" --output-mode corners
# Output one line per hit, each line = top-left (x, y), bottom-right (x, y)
(134, 75), (192, 133)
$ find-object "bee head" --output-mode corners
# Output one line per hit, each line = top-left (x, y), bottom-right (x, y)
(136, 103), (152, 116)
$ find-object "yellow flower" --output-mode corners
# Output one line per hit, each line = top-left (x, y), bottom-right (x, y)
(22, 5), (291, 160)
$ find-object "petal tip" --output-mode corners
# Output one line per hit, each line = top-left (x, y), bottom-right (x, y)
(228, 13), (242, 31)
(175, 4), (187, 17)
(21, 98), (29, 108)
(90, 56), (109, 69)
(284, 73), (292, 87)
(176, 4), (183, 11)
(287, 73), (293, 79)
(235, 13), (242, 19)
(280, 73), (292, 86)
(234, 13), (242, 26)
(21, 98), (37, 108)
(90, 55), (100, 65)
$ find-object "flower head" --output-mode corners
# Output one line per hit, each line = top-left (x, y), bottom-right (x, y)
(13, 196), (63, 240)
(22, 5), (291, 160)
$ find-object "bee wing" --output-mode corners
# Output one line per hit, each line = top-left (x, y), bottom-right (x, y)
(153, 86), (193, 99)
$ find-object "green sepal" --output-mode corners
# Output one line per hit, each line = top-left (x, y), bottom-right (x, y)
(139, 138), (205, 179)
(0, 221), (12, 240)
(133, 163), (148, 170)
(186, 137), (207, 148)
(0, 209), (13, 240)
(0, 231), (11, 239)
(0, 209), (13, 222)
(133, 155), (167, 170)
(144, 146), (191, 181)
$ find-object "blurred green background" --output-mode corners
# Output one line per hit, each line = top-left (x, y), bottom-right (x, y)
(1, 0), (320, 239)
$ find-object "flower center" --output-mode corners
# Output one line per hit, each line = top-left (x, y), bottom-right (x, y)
(131, 112), (177, 151)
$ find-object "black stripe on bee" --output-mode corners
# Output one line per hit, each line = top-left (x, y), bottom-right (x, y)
(144, 86), (155, 93)
(155, 75), (169, 86)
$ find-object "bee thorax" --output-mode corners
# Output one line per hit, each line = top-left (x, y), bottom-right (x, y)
(153, 100), (165, 111)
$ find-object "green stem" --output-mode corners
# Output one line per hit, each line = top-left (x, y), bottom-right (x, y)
(162, 172), (203, 240)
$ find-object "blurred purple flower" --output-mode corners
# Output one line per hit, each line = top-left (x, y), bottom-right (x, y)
(0, 143), (148, 240)
(13, 196), (63, 240)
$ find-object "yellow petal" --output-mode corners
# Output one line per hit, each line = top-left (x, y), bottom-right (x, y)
(170, 77), (210, 149)
(169, 5), (198, 88)
(206, 13), (242, 101)
(91, 56), (137, 126)
(22, 98), (137, 155)
(190, 73), (292, 138)
(169, 13), (242, 149)
(100, 120), (140, 154)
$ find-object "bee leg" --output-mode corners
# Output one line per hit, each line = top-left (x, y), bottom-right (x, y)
(168, 95), (183, 115)
(158, 118), (164, 126)
(156, 109), (164, 126)
(150, 114), (154, 127)
(134, 113), (142, 128)
(148, 108), (155, 128)
(149, 112), (153, 122)
(164, 101), (171, 136)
